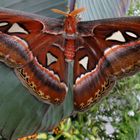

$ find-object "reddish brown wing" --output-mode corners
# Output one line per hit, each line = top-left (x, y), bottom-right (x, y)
(0, 8), (67, 105)
(74, 17), (140, 111)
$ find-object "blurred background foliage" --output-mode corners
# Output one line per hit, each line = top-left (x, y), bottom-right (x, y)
(36, 1), (140, 140)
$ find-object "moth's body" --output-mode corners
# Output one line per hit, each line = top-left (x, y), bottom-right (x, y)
(0, 8), (139, 112)
(63, 13), (78, 61)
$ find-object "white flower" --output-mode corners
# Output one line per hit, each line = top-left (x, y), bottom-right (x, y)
(128, 110), (135, 117)
(105, 122), (115, 135)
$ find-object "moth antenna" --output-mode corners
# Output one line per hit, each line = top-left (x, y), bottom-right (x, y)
(51, 9), (68, 16)
(70, 8), (85, 17)
(51, 8), (85, 17)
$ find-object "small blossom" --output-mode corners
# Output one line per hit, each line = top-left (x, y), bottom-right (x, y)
(128, 110), (135, 117)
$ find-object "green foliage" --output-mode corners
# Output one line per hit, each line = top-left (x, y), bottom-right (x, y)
(128, 1), (140, 16)
(40, 74), (140, 140)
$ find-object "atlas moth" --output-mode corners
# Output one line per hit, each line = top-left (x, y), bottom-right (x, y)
(0, 7), (139, 112)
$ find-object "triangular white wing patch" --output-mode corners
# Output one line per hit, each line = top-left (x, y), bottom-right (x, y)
(8, 23), (28, 34)
(106, 31), (125, 42)
(47, 53), (57, 66)
(79, 56), (88, 70)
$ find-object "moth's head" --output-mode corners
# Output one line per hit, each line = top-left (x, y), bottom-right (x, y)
(52, 8), (85, 34)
